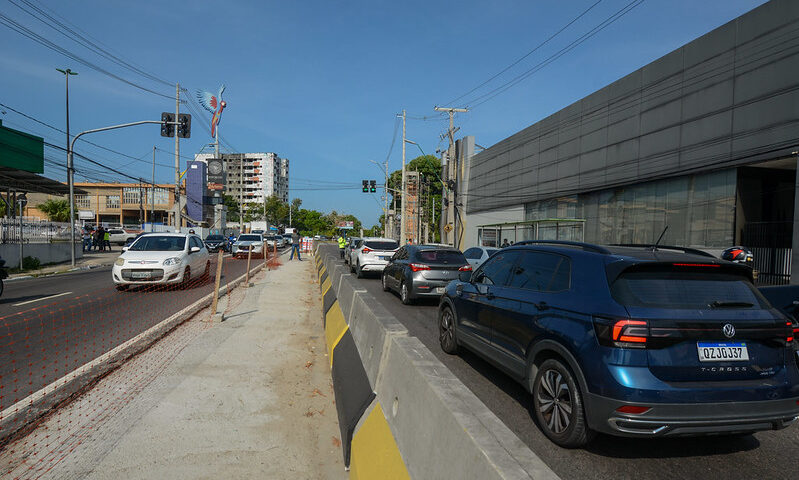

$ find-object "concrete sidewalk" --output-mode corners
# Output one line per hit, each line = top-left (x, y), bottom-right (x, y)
(1, 253), (345, 479)
(7, 249), (119, 279)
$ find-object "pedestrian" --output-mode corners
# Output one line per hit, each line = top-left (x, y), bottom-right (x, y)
(289, 230), (301, 261)
(94, 227), (103, 251)
(82, 228), (91, 252)
(103, 228), (112, 252)
(501, 238), (510, 248)
(337, 235), (346, 258)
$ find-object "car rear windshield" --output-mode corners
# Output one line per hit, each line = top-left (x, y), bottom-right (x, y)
(611, 270), (767, 309)
(239, 235), (261, 242)
(205, 235), (224, 241)
(415, 250), (466, 264)
(129, 236), (185, 251)
(364, 240), (397, 250)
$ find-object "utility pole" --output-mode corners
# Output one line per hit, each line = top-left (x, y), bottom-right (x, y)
(384, 157), (389, 237)
(151, 146), (155, 229)
(174, 83), (181, 231)
(138, 178), (144, 226)
(434, 106), (468, 246)
(57, 67), (78, 266)
(399, 109), (406, 244)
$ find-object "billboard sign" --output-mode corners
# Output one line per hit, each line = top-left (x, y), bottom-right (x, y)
(337, 220), (354, 230)
(207, 158), (225, 192)
(0, 121), (44, 173)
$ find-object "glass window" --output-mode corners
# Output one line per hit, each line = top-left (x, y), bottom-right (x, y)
(474, 251), (521, 286)
(463, 248), (481, 259)
(106, 195), (120, 209)
(129, 235), (185, 251)
(507, 252), (571, 292)
(363, 240), (398, 250)
(415, 250), (466, 264)
(75, 194), (90, 208)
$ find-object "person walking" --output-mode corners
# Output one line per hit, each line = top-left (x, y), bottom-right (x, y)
(289, 231), (301, 261)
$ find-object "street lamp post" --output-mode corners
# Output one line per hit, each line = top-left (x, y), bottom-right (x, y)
(57, 68), (78, 265)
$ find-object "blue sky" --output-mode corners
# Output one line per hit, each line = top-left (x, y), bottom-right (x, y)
(0, 0), (768, 226)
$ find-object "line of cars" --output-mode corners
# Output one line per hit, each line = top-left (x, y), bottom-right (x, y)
(343, 239), (799, 448)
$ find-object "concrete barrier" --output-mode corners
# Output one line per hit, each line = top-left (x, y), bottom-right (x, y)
(313, 243), (558, 479)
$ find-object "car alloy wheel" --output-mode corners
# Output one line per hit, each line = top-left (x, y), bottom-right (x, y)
(439, 306), (458, 354)
(532, 358), (593, 447)
(400, 281), (412, 305)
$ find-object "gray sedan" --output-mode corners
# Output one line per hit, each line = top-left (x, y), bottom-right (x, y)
(381, 244), (472, 305)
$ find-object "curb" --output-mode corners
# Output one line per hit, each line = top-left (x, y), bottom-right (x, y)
(0, 262), (264, 446)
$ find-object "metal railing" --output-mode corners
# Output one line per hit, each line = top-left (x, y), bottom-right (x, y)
(0, 218), (79, 244)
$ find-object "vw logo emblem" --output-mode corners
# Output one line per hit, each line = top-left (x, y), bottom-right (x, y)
(722, 323), (736, 338)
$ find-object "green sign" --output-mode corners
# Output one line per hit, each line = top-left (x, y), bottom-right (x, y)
(0, 120), (44, 173)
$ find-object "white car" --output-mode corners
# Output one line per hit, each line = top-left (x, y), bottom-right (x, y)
(112, 233), (210, 290)
(233, 233), (265, 258)
(107, 228), (138, 245)
(274, 235), (285, 248)
(350, 237), (399, 278)
(462, 246), (500, 270)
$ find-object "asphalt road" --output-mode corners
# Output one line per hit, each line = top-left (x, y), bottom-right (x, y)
(338, 254), (799, 480)
(0, 251), (271, 409)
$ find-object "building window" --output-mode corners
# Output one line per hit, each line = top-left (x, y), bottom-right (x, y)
(106, 195), (120, 209)
(75, 194), (90, 208)
(123, 187), (142, 204)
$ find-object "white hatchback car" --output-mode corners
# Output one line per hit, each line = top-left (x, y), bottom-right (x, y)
(462, 246), (500, 270)
(350, 237), (399, 278)
(112, 233), (210, 290)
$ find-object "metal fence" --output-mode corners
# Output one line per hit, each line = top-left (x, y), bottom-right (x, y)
(752, 247), (792, 286)
(0, 218), (79, 244)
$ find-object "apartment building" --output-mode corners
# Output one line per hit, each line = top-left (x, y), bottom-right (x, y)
(194, 152), (289, 204)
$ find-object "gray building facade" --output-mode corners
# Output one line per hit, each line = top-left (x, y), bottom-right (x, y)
(463, 0), (799, 283)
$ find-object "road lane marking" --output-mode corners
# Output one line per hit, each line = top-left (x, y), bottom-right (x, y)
(14, 291), (73, 307)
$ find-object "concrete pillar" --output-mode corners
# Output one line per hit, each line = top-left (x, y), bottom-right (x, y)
(790, 156), (799, 284)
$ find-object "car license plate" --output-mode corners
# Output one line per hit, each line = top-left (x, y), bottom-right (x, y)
(130, 271), (152, 279)
(435, 287), (445, 294)
(380, 256), (391, 260)
(697, 342), (749, 362)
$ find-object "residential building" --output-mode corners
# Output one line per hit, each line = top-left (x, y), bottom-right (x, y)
(194, 152), (289, 204)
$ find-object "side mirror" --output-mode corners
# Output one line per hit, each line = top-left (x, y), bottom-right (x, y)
(190, 246), (201, 253)
(122, 246), (129, 252)
(458, 271), (472, 282)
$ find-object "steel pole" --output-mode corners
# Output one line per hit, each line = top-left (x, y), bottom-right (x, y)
(151, 146), (156, 229)
(174, 83), (180, 230)
(400, 109), (406, 244)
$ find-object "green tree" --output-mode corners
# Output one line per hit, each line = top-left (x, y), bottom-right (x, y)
(223, 195), (240, 223)
(38, 199), (72, 222)
(263, 195), (289, 226)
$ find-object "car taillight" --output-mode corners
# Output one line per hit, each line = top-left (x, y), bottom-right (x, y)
(787, 321), (797, 343)
(410, 263), (430, 272)
(459, 265), (472, 271)
(594, 317), (648, 348)
(362, 247), (372, 254)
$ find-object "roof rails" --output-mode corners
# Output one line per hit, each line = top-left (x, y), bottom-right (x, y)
(608, 244), (717, 259)
(512, 240), (612, 254)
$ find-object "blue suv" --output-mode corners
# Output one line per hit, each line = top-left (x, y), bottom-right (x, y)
(438, 241), (799, 447)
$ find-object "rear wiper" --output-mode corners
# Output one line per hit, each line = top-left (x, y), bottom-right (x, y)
(709, 301), (754, 309)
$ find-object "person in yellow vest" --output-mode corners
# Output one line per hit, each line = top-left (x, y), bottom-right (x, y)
(338, 235), (346, 258)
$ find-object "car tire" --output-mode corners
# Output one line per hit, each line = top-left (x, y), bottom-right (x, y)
(356, 261), (363, 279)
(381, 272), (390, 292)
(115, 284), (128, 291)
(400, 280), (413, 305)
(531, 358), (593, 448)
(439, 305), (459, 354)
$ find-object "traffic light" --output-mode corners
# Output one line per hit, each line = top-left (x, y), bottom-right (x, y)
(177, 113), (191, 138)
(160, 112), (175, 137)
(362, 180), (369, 193)
(369, 180), (376, 193)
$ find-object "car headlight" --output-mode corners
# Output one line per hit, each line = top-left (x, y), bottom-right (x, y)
(115, 258), (125, 266)
(163, 257), (182, 266)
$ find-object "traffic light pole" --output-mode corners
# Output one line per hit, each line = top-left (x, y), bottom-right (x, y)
(174, 83), (181, 230)
(67, 119), (180, 266)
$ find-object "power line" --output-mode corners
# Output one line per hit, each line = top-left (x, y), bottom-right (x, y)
(0, 12), (174, 99)
(443, 0), (604, 107)
(463, 0), (645, 108)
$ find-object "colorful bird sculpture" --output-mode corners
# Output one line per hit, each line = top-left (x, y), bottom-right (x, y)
(196, 85), (226, 138)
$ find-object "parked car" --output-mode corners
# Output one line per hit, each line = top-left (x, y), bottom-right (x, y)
(463, 246), (499, 270)
(204, 234), (229, 253)
(112, 233), (210, 290)
(233, 234), (265, 258)
(283, 233), (293, 246)
(382, 244), (471, 304)
(275, 235), (285, 248)
(343, 237), (362, 265)
(124, 232), (147, 248)
(438, 240), (799, 447)
(350, 237), (398, 278)
(251, 229), (265, 234)
(107, 228), (138, 245)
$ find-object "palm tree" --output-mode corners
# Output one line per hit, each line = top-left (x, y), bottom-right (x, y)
(37, 199), (72, 222)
